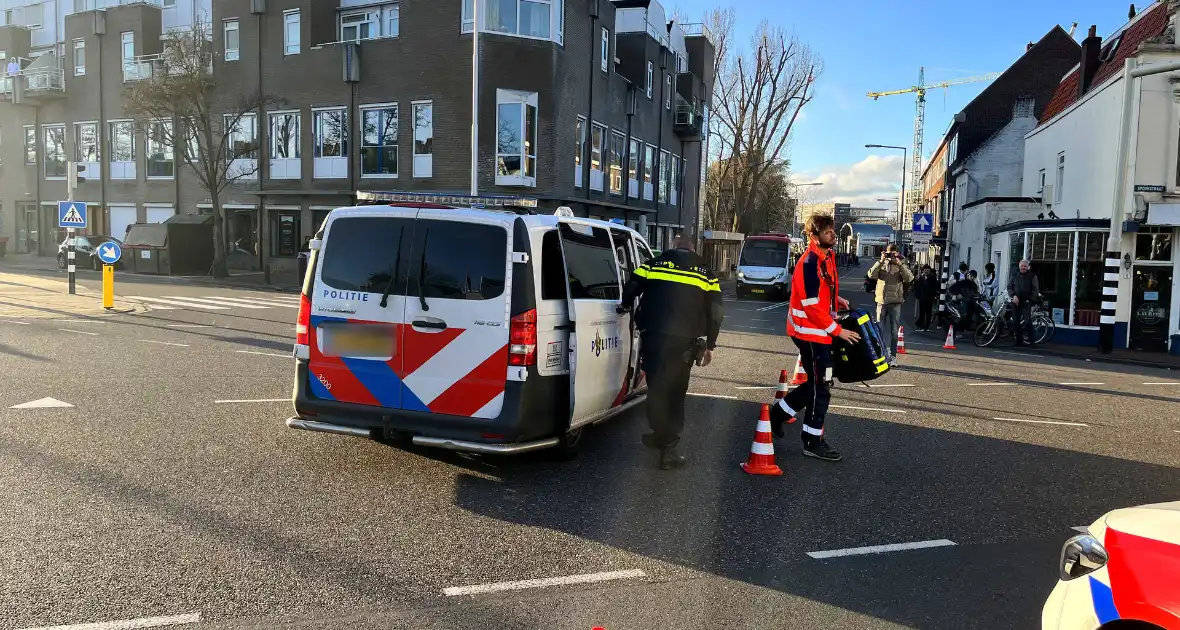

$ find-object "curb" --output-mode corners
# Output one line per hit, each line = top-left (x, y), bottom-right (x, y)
(907, 330), (1178, 371)
(1, 263), (300, 293)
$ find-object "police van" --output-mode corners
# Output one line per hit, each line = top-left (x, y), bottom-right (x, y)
(287, 191), (654, 457)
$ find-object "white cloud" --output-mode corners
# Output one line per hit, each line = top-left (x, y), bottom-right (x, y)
(796, 154), (907, 208)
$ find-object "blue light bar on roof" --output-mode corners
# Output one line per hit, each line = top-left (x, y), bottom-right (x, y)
(356, 190), (539, 208)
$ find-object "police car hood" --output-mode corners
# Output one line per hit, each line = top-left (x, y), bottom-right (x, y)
(1085, 501), (1180, 544)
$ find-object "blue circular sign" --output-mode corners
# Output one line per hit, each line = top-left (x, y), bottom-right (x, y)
(96, 241), (122, 264)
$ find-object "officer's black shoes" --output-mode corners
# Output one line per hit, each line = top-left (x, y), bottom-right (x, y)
(659, 445), (687, 470)
(802, 439), (842, 462)
(769, 399), (797, 438)
(641, 433), (659, 449)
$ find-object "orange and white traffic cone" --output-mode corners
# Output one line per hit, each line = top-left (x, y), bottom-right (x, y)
(774, 369), (790, 400)
(789, 357), (808, 386)
(896, 326), (907, 355)
(943, 324), (957, 350)
(741, 404), (784, 476)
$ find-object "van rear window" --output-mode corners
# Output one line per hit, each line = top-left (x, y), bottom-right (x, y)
(320, 217), (414, 295)
(416, 220), (507, 300)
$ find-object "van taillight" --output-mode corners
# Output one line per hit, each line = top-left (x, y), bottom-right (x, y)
(508, 309), (537, 366)
(295, 292), (311, 346)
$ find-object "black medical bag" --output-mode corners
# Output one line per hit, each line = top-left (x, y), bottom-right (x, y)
(831, 309), (890, 383)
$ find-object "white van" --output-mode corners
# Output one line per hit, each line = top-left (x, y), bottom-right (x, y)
(734, 233), (801, 300)
(287, 193), (653, 457)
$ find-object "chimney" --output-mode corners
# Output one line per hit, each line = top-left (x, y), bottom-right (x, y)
(1079, 25), (1102, 97)
(1027, 41), (1034, 51)
(1129, 4), (1137, 20)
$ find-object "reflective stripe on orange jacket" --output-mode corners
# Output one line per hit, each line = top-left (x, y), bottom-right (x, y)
(786, 239), (843, 344)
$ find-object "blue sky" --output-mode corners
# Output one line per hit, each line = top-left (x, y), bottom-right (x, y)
(671, 0), (1141, 207)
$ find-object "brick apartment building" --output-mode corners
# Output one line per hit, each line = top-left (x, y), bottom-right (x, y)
(0, 0), (714, 276)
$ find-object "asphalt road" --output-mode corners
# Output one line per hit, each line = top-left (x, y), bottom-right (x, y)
(1, 269), (1178, 629)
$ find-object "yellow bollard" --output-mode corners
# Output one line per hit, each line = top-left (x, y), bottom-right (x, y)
(103, 264), (114, 309)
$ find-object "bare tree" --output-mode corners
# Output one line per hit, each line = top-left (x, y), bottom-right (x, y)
(123, 19), (281, 278)
(706, 11), (820, 234)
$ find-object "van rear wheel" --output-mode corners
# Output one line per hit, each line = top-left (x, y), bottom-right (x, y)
(549, 427), (583, 461)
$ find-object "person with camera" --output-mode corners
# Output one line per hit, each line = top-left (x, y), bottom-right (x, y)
(770, 214), (861, 462)
(618, 236), (724, 470)
(868, 244), (913, 365)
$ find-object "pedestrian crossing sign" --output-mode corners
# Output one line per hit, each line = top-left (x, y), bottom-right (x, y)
(58, 202), (87, 228)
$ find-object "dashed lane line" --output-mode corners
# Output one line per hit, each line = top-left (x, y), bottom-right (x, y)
(967, 382), (1016, 387)
(214, 398), (289, 404)
(139, 340), (191, 348)
(829, 404), (906, 414)
(734, 386), (776, 390)
(16, 612), (201, 630)
(866, 383), (915, 388)
(687, 392), (738, 400)
(443, 569), (646, 597)
(165, 324), (210, 329)
(58, 329), (98, 336)
(235, 350), (290, 358)
(1142, 382), (1180, 386)
(807, 539), (956, 559)
(726, 324), (776, 332)
(757, 301), (790, 312)
(1059, 382), (1104, 386)
(993, 350), (1038, 358)
(993, 417), (1088, 428)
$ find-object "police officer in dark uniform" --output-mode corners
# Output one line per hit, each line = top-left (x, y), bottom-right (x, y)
(619, 236), (724, 469)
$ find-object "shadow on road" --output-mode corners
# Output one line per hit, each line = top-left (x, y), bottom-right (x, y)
(0, 342), (51, 362)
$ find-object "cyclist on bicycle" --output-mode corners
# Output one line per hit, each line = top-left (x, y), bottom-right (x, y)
(1007, 260), (1040, 346)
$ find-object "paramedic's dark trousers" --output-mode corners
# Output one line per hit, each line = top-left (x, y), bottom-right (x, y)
(782, 337), (832, 445)
(640, 333), (694, 448)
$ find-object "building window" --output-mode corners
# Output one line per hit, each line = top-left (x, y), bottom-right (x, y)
(1073, 231), (1108, 327)
(225, 113), (258, 161)
(314, 108), (347, 158)
(1028, 231), (1075, 316)
(341, 5), (399, 41)
(589, 123), (605, 191)
(283, 10), (300, 55)
(74, 122), (98, 163)
(646, 61), (653, 99)
(1055, 152), (1065, 204)
(121, 31), (134, 61)
(670, 155), (679, 205)
(269, 111), (300, 159)
(162, 0), (175, 7)
(600, 27), (609, 72)
(628, 137), (639, 188)
(43, 125), (66, 178)
(665, 74), (671, 109)
(412, 101), (432, 177)
(658, 149), (670, 203)
(1135, 226), (1173, 261)
(360, 104), (398, 177)
(147, 120), (174, 178)
(495, 89), (538, 186)
(72, 39), (84, 75)
(643, 144), (654, 200)
(1038, 168), (1046, 193)
(463, 0), (558, 41)
(272, 209), (299, 257)
(109, 120), (135, 162)
(24, 125), (35, 165)
(224, 20), (239, 61)
(555, 0), (563, 44)
(574, 116), (585, 188)
(608, 131), (624, 194)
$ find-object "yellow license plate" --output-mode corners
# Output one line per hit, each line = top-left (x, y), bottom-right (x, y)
(751, 288), (765, 294)
(322, 324), (397, 358)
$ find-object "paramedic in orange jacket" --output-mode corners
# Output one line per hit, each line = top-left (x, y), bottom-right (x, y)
(770, 214), (861, 462)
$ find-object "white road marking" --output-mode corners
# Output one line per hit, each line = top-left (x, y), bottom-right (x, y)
(443, 569), (646, 597)
(1059, 382), (1104, 386)
(1072, 526), (1091, 534)
(1142, 382), (1180, 386)
(17, 612), (202, 630)
(50, 319), (106, 323)
(59, 328), (98, 336)
(807, 539), (956, 559)
(993, 350), (1037, 358)
(829, 404), (906, 414)
(126, 296), (228, 310)
(9, 397), (74, 409)
(204, 295), (298, 309)
(139, 340), (191, 348)
(993, 417), (1088, 427)
(11, 321), (31, 325)
(165, 324), (210, 328)
(235, 350), (289, 358)
(734, 385), (776, 390)
(905, 342), (940, 347)
(687, 392), (738, 400)
(866, 383), (916, 388)
(214, 398), (288, 404)
(967, 382), (1016, 387)
(162, 296), (270, 309)
(757, 301), (790, 312)
(726, 324), (775, 332)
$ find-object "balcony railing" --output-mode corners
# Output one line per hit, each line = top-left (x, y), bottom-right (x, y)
(123, 53), (167, 82)
(0, 68), (66, 96)
(681, 22), (714, 43)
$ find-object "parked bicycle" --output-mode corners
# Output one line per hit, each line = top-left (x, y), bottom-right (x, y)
(972, 294), (1055, 347)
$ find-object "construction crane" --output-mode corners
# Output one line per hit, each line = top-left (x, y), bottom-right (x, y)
(867, 67), (1001, 228)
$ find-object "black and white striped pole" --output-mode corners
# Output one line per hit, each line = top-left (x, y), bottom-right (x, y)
(937, 254), (949, 325)
(1098, 249), (1121, 353)
(64, 162), (87, 295)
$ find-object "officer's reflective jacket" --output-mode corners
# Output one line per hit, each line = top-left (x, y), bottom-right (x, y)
(621, 248), (724, 349)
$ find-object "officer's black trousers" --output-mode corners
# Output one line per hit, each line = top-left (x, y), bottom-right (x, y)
(640, 333), (695, 448)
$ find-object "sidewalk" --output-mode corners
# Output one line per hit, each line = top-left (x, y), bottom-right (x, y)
(0, 272), (145, 318)
(0, 253), (301, 293)
(905, 325), (1180, 371)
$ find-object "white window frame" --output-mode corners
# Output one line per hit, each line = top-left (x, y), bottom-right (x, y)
(574, 115), (585, 188)
(643, 144), (655, 200)
(495, 89), (538, 187)
(462, 0), (560, 43)
(670, 154), (679, 205)
(608, 130), (624, 195)
(268, 110), (301, 160)
(223, 19), (239, 62)
(1055, 152), (1065, 204)
(42, 124), (66, 180)
(146, 119), (175, 180)
(385, 4), (400, 38)
(359, 103), (399, 178)
(162, 0), (176, 7)
(283, 10), (300, 55)
(658, 149), (670, 203)
(600, 27), (609, 73)
(340, 10), (379, 42)
(665, 74), (671, 110)
(589, 122), (606, 192)
(108, 119), (136, 165)
(73, 121), (98, 163)
(23, 124), (35, 165)
(313, 107), (348, 159)
(72, 38), (84, 76)
(412, 100), (432, 178)
(120, 31), (134, 62)
(646, 61), (653, 99)
(224, 113), (258, 162)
